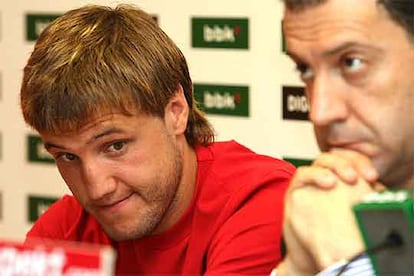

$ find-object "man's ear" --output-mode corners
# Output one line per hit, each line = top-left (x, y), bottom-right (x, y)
(165, 84), (189, 135)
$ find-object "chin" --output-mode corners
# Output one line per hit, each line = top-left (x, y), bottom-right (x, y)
(372, 157), (403, 188)
(106, 212), (164, 241)
(105, 225), (152, 241)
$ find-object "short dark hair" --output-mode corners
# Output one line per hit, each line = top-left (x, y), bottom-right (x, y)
(378, 0), (413, 37)
(283, 0), (413, 38)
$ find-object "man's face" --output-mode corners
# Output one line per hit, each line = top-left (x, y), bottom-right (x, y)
(283, 0), (414, 188)
(41, 111), (184, 241)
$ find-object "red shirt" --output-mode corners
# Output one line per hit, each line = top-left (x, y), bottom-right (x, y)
(27, 141), (295, 275)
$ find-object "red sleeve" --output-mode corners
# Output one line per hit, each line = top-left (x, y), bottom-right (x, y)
(26, 195), (78, 241)
(26, 195), (111, 245)
(205, 171), (290, 275)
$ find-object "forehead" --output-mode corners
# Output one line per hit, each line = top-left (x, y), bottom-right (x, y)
(283, 0), (392, 56)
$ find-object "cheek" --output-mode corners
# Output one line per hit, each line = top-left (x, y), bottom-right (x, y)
(363, 84), (411, 138)
(120, 140), (175, 181)
(112, 157), (156, 190)
(57, 166), (85, 196)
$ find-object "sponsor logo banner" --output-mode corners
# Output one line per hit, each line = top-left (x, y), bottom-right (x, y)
(194, 83), (249, 117)
(26, 13), (61, 41)
(27, 134), (54, 164)
(282, 86), (309, 121)
(192, 17), (248, 49)
(28, 195), (59, 223)
(283, 157), (313, 167)
(0, 239), (116, 275)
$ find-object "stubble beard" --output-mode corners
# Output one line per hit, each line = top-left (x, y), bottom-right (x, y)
(104, 145), (184, 241)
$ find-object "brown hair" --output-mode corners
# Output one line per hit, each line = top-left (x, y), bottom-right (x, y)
(21, 4), (215, 146)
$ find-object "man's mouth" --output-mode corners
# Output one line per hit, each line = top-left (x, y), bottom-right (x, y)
(97, 193), (134, 212)
(328, 141), (377, 156)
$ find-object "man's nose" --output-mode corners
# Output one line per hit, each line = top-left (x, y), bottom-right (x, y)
(307, 72), (349, 126)
(81, 160), (116, 201)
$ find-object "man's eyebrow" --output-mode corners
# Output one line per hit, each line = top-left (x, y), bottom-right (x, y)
(44, 142), (65, 151)
(286, 42), (381, 64)
(285, 50), (301, 62)
(87, 127), (125, 145)
(285, 51), (308, 71)
(322, 42), (381, 57)
(43, 127), (125, 151)
(285, 43), (362, 61)
(322, 42), (359, 57)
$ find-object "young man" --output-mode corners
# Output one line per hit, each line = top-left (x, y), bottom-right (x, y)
(20, 4), (295, 275)
(276, 0), (413, 275)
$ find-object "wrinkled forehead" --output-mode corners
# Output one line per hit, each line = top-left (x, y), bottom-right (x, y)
(282, 0), (392, 57)
(283, 0), (379, 38)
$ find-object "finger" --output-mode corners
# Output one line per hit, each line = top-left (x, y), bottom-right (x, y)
(282, 211), (319, 274)
(372, 181), (387, 192)
(312, 152), (359, 184)
(329, 148), (378, 182)
(288, 166), (338, 191)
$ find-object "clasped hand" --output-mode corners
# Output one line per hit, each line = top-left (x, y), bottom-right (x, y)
(276, 148), (384, 275)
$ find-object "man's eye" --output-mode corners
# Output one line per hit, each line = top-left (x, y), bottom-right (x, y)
(296, 63), (314, 81)
(343, 57), (364, 72)
(59, 153), (78, 162)
(108, 141), (126, 152)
